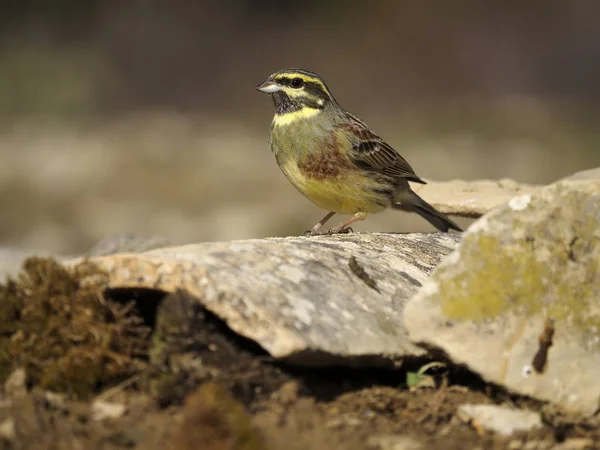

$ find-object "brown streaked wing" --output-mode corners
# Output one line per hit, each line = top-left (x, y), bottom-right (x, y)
(340, 112), (426, 184)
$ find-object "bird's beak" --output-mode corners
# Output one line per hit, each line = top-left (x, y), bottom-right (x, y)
(256, 79), (281, 93)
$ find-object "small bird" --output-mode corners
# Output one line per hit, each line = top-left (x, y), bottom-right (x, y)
(256, 68), (462, 235)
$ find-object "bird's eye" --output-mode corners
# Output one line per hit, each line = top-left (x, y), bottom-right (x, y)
(291, 77), (304, 88)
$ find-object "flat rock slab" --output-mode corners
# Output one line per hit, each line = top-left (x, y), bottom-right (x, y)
(405, 172), (600, 416)
(70, 233), (460, 365)
(412, 179), (538, 218)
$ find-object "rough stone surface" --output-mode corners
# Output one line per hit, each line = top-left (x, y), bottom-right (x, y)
(457, 404), (542, 436)
(412, 178), (538, 218)
(405, 171), (600, 416)
(69, 233), (460, 365)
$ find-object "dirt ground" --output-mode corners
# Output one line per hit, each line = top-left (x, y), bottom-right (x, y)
(0, 262), (599, 450)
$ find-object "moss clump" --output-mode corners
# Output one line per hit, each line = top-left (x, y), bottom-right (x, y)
(0, 257), (150, 398)
(169, 382), (267, 450)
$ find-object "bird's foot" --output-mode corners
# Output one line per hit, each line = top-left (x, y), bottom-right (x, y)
(303, 228), (329, 236)
(327, 226), (353, 235)
(303, 226), (353, 236)
(303, 225), (327, 236)
(302, 212), (339, 236)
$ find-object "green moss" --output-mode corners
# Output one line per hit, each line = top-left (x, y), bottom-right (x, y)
(0, 257), (150, 398)
(436, 186), (600, 339)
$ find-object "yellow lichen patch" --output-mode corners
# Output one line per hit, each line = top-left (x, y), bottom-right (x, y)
(435, 186), (600, 341)
(0, 257), (150, 398)
(438, 234), (545, 320)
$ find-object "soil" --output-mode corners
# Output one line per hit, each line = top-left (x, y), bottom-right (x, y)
(0, 262), (599, 450)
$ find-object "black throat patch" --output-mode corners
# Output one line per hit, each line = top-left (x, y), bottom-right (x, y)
(272, 91), (325, 115)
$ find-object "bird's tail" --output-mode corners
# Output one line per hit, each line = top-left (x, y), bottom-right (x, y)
(392, 191), (462, 232)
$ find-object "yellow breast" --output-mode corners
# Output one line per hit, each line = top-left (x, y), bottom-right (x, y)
(279, 158), (388, 214)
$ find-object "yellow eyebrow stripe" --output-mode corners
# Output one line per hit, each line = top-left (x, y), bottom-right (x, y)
(275, 73), (328, 92)
(272, 107), (322, 126)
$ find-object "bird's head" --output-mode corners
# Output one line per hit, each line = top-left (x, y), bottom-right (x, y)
(256, 69), (337, 119)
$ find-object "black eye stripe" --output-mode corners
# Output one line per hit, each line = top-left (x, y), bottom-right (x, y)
(278, 77), (305, 88)
(303, 81), (330, 100)
(274, 76), (331, 104)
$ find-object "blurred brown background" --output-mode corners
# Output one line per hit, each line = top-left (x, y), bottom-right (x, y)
(1, 0), (599, 253)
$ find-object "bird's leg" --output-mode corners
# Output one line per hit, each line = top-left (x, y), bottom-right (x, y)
(327, 212), (367, 235)
(303, 211), (336, 236)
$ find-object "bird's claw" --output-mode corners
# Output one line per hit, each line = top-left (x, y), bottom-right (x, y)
(303, 228), (329, 236)
(303, 226), (353, 237)
(327, 226), (353, 235)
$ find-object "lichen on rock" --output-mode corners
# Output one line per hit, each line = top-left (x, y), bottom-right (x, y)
(405, 173), (600, 416)
(437, 181), (600, 336)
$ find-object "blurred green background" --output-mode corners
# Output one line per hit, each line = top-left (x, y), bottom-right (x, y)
(1, 0), (599, 253)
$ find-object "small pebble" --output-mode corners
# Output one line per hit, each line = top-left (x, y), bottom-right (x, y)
(274, 380), (300, 405)
(366, 434), (423, 450)
(458, 404), (543, 436)
(91, 400), (127, 421)
(4, 369), (26, 397)
(0, 419), (14, 441)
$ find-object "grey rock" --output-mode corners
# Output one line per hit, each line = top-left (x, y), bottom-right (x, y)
(457, 404), (543, 436)
(88, 234), (172, 256)
(411, 178), (538, 218)
(405, 169), (600, 416)
(70, 233), (460, 365)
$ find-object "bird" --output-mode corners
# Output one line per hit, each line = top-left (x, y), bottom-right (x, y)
(256, 68), (462, 236)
